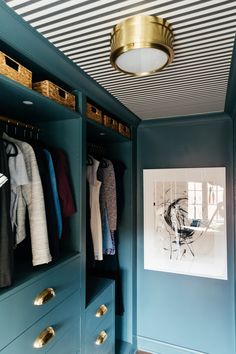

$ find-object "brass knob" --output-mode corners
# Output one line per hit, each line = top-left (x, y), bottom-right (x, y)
(33, 326), (55, 348)
(95, 330), (108, 345)
(95, 304), (108, 318)
(34, 288), (56, 306)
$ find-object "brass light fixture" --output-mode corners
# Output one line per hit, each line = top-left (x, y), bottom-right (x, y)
(110, 14), (174, 76)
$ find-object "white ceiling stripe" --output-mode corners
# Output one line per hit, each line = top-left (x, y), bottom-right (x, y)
(114, 81), (228, 100)
(92, 59), (231, 81)
(120, 95), (227, 107)
(107, 76), (229, 96)
(139, 104), (225, 115)
(24, 0), (118, 21)
(104, 78), (229, 96)
(168, 2), (236, 24)
(175, 28), (236, 43)
(6, 0), (30, 7)
(116, 90), (227, 106)
(91, 65), (230, 85)
(13, 0), (62, 14)
(103, 76), (230, 95)
(31, 0), (162, 29)
(176, 14), (236, 34)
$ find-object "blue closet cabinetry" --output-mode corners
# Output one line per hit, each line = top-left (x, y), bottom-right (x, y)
(0, 2), (139, 353)
(0, 74), (83, 353)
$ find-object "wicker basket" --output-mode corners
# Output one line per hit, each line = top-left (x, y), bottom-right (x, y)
(0, 51), (32, 88)
(118, 123), (131, 139)
(103, 115), (118, 131)
(33, 80), (75, 110)
(86, 103), (103, 124)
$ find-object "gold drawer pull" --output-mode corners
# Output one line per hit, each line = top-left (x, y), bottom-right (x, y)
(33, 326), (55, 348)
(95, 304), (108, 317)
(34, 288), (56, 306)
(95, 330), (108, 345)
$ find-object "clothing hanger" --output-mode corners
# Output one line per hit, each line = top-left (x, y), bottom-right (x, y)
(2, 139), (18, 157)
(86, 155), (94, 166)
(100, 158), (109, 168)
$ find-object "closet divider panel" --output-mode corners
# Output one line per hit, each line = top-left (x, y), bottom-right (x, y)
(110, 141), (136, 346)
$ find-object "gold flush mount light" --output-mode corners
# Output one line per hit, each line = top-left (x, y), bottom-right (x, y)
(110, 15), (174, 76)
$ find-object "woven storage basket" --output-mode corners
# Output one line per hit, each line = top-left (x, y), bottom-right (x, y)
(103, 115), (118, 131)
(33, 80), (75, 110)
(86, 103), (103, 124)
(118, 123), (131, 139)
(0, 51), (32, 88)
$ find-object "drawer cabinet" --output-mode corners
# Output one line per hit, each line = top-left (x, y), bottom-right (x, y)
(0, 255), (80, 351)
(1, 290), (80, 354)
(85, 278), (115, 354)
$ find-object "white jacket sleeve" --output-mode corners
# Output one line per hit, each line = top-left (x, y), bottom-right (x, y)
(3, 134), (52, 266)
(18, 142), (52, 266)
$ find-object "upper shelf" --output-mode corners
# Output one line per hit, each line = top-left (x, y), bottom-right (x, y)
(86, 117), (131, 144)
(0, 75), (80, 123)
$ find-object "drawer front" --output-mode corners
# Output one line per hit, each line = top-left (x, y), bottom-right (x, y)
(85, 313), (115, 354)
(2, 290), (80, 354)
(0, 256), (80, 350)
(86, 283), (114, 335)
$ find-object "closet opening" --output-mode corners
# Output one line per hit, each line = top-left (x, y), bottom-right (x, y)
(85, 114), (136, 348)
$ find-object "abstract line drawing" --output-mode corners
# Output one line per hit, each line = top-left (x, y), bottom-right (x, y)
(143, 168), (227, 279)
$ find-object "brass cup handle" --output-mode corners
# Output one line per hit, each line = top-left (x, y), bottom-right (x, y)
(95, 330), (108, 345)
(95, 304), (108, 318)
(33, 326), (55, 348)
(34, 288), (56, 306)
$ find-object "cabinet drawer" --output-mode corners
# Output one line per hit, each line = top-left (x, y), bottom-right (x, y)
(85, 313), (115, 354)
(0, 256), (80, 350)
(2, 290), (80, 354)
(86, 282), (114, 335)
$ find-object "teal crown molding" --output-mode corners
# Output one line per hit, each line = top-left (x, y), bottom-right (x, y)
(138, 111), (231, 128)
(224, 36), (236, 119)
(0, 2), (140, 127)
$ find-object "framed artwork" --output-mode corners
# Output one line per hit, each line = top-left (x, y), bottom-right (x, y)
(143, 167), (227, 279)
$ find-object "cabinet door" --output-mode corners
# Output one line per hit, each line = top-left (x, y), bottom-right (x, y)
(86, 282), (115, 335)
(45, 323), (79, 354)
(85, 319), (115, 354)
(0, 256), (80, 351)
(2, 291), (80, 354)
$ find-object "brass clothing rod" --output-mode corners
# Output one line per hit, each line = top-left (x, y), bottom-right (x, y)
(0, 115), (40, 131)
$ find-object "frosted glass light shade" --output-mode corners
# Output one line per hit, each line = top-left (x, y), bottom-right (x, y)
(110, 15), (174, 76)
(115, 47), (169, 76)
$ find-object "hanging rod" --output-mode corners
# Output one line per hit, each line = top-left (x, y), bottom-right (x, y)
(0, 115), (40, 132)
(87, 142), (106, 156)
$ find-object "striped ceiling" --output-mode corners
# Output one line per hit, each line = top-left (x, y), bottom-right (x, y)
(5, 0), (236, 120)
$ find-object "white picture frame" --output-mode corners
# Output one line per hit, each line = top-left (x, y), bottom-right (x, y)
(143, 167), (227, 280)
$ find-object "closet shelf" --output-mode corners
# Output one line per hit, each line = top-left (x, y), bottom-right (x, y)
(0, 75), (80, 123)
(87, 117), (131, 144)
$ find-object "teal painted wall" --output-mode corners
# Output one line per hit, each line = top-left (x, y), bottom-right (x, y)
(137, 113), (235, 354)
